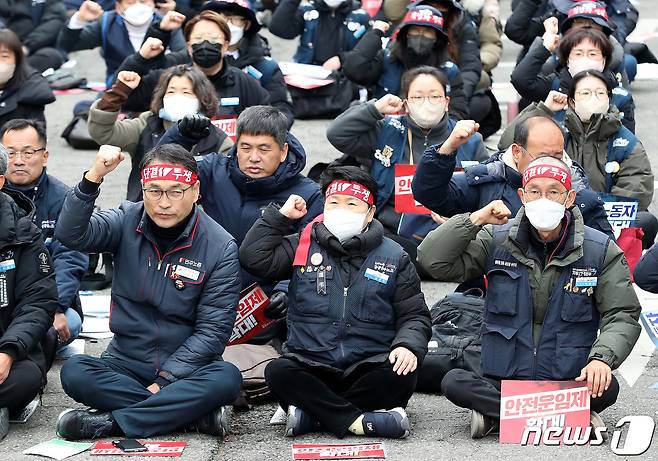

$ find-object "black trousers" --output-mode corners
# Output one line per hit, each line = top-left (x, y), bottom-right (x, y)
(0, 359), (44, 411)
(26, 47), (65, 73)
(441, 369), (620, 419)
(265, 357), (417, 437)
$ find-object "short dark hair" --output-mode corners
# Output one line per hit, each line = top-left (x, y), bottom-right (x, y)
(150, 65), (219, 117)
(320, 166), (378, 206)
(557, 27), (613, 67)
(236, 105), (288, 147)
(567, 69), (614, 101)
(184, 10), (231, 44)
(0, 29), (28, 91)
(513, 116), (564, 149)
(0, 119), (47, 145)
(139, 143), (198, 174)
(399, 66), (450, 98)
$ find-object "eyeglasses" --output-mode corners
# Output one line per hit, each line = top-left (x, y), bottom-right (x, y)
(142, 185), (193, 201)
(6, 147), (46, 160)
(575, 89), (608, 99)
(523, 189), (568, 202)
(407, 95), (445, 105)
(569, 50), (603, 60)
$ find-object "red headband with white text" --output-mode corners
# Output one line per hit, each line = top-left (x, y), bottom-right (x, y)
(141, 164), (198, 185)
(325, 180), (374, 206)
(522, 164), (572, 190)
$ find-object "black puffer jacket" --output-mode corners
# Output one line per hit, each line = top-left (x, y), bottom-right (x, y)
(0, 70), (55, 128)
(0, 189), (58, 377)
(239, 204), (432, 371)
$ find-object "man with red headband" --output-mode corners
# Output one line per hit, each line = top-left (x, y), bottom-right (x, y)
(239, 166), (431, 439)
(417, 155), (641, 438)
(51, 143), (242, 440)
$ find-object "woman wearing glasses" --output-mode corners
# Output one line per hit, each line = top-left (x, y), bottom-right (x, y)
(88, 64), (233, 202)
(327, 66), (487, 265)
(501, 69), (655, 248)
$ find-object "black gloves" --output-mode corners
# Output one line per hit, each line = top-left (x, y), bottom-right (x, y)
(265, 291), (288, 319)
(178, 114), (211, 140)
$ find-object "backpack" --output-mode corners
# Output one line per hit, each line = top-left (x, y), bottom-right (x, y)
(222, 343), (280, 410)
(417, 288), (484, 393)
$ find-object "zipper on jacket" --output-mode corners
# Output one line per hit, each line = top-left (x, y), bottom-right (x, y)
(339, 287), (348, 361)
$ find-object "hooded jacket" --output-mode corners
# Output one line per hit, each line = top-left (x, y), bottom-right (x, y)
(411, 148), (615, 238)
(417, 206), (641, 373)
(156, 126), (324, 291)
(0, 189), (58, 377)
(0, 0), (66, 52)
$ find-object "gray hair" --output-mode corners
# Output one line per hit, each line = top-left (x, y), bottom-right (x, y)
(0, 144), (7, 175)
(236, 105), (288, 147)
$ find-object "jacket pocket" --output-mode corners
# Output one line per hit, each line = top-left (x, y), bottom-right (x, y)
(485, 268), (521, 316)
(286, 319), (338, 352)
(553, 331), (595, 380)
(561, 291), (594, 323)
(352, 278), (395, 325)
(289, 270), (333, 317)
(481, 322), (518, 378)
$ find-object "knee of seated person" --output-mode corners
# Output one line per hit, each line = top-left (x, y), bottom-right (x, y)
(440, 369), (467, 397)
(60, 355), (89, 393)
(206, 361), (242, 401)
(264, 358), (294, 386)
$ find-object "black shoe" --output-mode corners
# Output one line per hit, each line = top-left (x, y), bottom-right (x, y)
(285, 405), (320, 437)
(470, 410), (499, 439)
(0, 407), (8, 441)
(56, 409), (118, 440)
(189, 407), (230, 437)
(361, 407), (410, 439)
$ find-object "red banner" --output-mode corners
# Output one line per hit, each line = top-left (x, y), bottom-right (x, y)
(211, 116), (237, 142)
(500, 380), (590, 444)
(228, 283), (273, 346)
(292, 443), (386, 460)
(90, 441), (186, 456)
(394, 164), (430, 214)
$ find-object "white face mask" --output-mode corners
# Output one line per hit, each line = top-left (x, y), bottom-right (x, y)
(324, 0), (344, 8)
(0, 63), (15, 85)
(524, 197), (566, 232)
(573, 94), (609, 122)
(406, 100), (446, 129)
(568, 57), (605, 77)
(323, 208), (369, 242)
(160, 95), (200, 122)
(228, 23), (245, 45)
(123, 3), (154, 26)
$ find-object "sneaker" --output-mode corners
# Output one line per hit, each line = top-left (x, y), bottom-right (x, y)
(589, 411), (608, 441)
(361, 407), (410, 439)
(0, 407), (8, 441)
(285, 405), (320, 437)
(189, 406), (230, 437)
(56, 409), (118, 440)
(470, 410), (499, 439)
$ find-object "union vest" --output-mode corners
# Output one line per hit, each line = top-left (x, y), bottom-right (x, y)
(287, 234), (403, 369)
(481, 222), (610, 380)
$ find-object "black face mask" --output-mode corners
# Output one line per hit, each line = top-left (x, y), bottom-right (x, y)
(191, 41), (222, 68)
(407, 35), (436, 56)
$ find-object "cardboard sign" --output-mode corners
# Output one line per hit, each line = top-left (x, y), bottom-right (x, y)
(500, 380), (590, 444)
(228, 283), (273, 345)
(90, 441), (186, 456)
(292, 443), (386, 460)
(211, 116), (237, 142)
(394, 164), (430, 214)
(602, 193), (638, 236)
